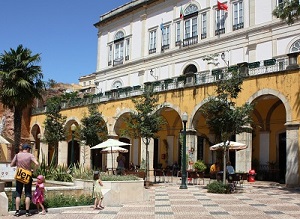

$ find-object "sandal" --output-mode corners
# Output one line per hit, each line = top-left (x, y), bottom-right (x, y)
(39, 211), (46, 215)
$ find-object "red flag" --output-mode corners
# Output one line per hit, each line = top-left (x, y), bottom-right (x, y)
(180, 6), (184, 19)
(217, 1), (228, 11)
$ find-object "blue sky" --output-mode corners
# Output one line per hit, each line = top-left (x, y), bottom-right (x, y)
(0, 0), (130, 84)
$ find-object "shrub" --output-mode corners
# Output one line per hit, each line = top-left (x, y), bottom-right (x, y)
(207, 181), (230, 194)
(193, 160), (207, 172)
(72, 164), (94, 180)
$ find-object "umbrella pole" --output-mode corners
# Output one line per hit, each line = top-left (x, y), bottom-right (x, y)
(111, 147), (114, 175)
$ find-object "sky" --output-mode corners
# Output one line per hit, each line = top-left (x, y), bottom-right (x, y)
(0, 0), (131, 84)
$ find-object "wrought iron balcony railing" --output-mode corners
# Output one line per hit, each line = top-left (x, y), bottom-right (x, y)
(32, 57), (289, 115)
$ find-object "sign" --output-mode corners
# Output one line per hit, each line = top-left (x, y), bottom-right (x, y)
(0, 163), (16, 180)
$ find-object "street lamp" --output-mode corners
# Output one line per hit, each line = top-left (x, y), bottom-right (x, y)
(71, 124), (76, 167)
(221, 52), (229, 67)
(180, 112), (188, 189)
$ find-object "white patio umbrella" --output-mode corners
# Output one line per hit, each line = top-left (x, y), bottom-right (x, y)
(210, 141), (247, 151)
(100, 146), (128, 154)
(210, 141), (247, 184)
(91, 139), (131, 149)
(91, 139), (131, 173)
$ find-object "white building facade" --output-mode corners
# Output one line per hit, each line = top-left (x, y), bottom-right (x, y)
(84, 0), (300, 93)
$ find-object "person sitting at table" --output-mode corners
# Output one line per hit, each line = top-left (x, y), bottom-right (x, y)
(129, 161), (135, 171)
(210, 161), (220, 175)
(226, 161), (235, 175)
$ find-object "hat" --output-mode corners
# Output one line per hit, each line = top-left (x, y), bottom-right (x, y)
(37, 175), (45, 182)
(22, 144), (32, 150)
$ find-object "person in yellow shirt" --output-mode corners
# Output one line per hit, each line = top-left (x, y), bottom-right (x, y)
(210, 161), (220, 174)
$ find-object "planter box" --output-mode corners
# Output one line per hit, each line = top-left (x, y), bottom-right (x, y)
(74, 179), (148, 205)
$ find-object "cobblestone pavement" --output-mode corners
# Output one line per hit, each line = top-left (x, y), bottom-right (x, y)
(3, 181), (300, 219)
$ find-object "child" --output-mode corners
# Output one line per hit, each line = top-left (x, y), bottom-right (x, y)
(93, 171), (104, 210)
(32, 175), (46, 215)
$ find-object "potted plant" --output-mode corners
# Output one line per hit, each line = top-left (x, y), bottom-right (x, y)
(193, 160), (207, 173)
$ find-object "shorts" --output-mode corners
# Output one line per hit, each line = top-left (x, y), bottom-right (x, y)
(15, 178), (33, 198)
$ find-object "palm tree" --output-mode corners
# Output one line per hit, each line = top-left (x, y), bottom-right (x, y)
(0, 45), (45, 155)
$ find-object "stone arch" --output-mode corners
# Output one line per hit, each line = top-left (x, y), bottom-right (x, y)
(112, 79), (123, 89)
(181, 62), (199, 75)
(184, 3), (199, 16)
(286, 36), (300, 54)
(114, 30), (125, 40)
(190, 97), (210, 130)
(247, 88), (292, 122)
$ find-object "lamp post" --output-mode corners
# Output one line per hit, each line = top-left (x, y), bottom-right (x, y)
(221, 52), (229, 67)
(180, 112), (188, 189)
(71, 124), (76, 167)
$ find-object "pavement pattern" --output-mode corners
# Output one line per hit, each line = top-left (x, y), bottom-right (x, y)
(3, 181), (300, 219)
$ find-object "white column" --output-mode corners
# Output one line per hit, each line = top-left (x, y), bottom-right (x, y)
(285, 122), (299, 186)
(58, 141), (68, 166)
(236, 132), (252, 173)
(186, 129), (197, 169)
(39, 142), (48, 164)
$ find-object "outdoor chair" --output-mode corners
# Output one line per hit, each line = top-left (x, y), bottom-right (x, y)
(154, 169), (165, 183)
(164, 169), (173, 183)
(209, 173), (217, 184)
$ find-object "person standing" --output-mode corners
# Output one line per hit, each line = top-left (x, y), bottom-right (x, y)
(116, 153), (125, 175)
(93, 171), (104, 210)
(11, 144), (39, 217)
(32, 175), (46, 215)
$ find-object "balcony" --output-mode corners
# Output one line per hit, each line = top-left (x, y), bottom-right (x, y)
(149, 48), (156, 54)
(183, 36), (198, 47)
(113, 58), (123, 66)
(233, 22), (244, 31)
(161, 44), (170, 51)
(32, 57), (289, 115)
(215, 28), (225, 36)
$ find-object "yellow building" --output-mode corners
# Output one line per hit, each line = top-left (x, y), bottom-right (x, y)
(30, 0), (300, 186)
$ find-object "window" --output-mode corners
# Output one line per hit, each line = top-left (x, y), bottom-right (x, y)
(215, 9), (226, 35)
(107, 30), (131, 67)
(114, 42), (123, 61)
(175, 21), (181, 46)
(162, 25), (170, 50)
(112, 80), (122, 89)
(125, 39), (130, 60)
(149, 30), (157, 54)
(201, 12), (207, 39)
(108, 45), (112, 66)
(183, 4), (198, 47)
(233, 1), (244, 30)
(290, 39), (300, 52)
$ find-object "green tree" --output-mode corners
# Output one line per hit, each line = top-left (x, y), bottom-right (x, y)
(80, 104), (107, 168)
(201, 71), (253, 183)
(273, 0), (300, 25)
(0, 45), (45, 154)
(43, 96), (67, 165)
(121, 85), (165, 186)
(80, 104), (107, 147)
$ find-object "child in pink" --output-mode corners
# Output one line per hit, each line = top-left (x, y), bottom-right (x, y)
(32, 175), (46, 215)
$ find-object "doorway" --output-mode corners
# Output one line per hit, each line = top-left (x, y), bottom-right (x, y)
(278, 132), (286, 184)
